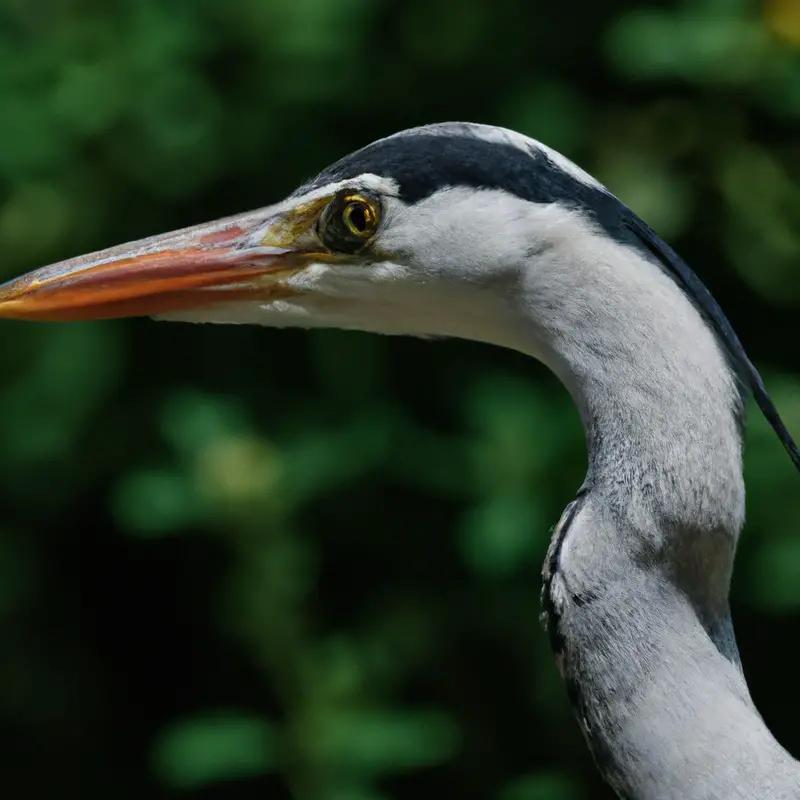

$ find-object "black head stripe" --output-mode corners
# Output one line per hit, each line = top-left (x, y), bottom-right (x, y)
(303, 130), (619, 222)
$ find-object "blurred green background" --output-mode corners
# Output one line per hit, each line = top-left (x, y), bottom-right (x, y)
(0, 0), (799, 797)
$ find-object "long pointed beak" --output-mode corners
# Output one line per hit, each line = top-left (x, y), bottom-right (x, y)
(0, 205), (313, 321)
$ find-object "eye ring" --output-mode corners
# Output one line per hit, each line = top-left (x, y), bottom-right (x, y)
(342, 199), (375, 237)
(319, 192), (381, 253)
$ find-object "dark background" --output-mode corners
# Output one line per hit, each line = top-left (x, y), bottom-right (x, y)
(0, 0), (799, 798)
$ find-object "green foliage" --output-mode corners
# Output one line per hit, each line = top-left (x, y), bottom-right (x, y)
(498, 773), (579, 800)
(153, 712), (278, 789)
(307, 710), (459, 777)
(0, 1), (798, 799)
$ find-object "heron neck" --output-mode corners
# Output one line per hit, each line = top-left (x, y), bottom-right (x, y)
(537, 374), (800, 798)
(514, 236), (800, 796)
(544, 501), (800, 799)
(514, 224), (748, 534)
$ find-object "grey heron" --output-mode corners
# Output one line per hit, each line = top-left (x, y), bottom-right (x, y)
(0, 122), (798, 799)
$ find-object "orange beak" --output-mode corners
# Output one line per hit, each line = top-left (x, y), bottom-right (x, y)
(0, 206), (314, 322)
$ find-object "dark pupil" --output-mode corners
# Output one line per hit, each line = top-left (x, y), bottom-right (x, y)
(346, 203), (367, 233)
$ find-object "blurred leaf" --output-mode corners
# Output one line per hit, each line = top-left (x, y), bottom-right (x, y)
(282, 409), (394, 506)
(51, 60), (125, 137)
(501, 82), (589, 157)
(498, 772), (579, 800)
(749, 538), (800, 612)
(0, 322), (122, 466)
(606, 7), (769, 84)
(160, 390), (251, 458)
(194, 434), (285, 512)
(743, 378), (800, 534)
(598, 150), (693, 239)
(152, 711), (277, 789)
(465, 376), (580, 495)
(113, 467), (197, 536)
(460, 497), (546, 577)
(758, 58), (800, 118)
(311, 710), (459, 777)
(0, 182), (74, 266)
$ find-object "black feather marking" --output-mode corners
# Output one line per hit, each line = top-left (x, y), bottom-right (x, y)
(540, 489), (588, 645)
(301, 131), (622, 229)
(540, 492), (634, 797)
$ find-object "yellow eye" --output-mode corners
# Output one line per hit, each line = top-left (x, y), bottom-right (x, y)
(342, 198), (377, 238)
(319, 192), (381, 253)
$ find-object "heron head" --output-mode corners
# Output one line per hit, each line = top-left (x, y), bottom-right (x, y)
(0, 123), (612, 347)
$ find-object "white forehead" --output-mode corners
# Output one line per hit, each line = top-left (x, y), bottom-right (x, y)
(288, 173), (400, 208)
(379, 122), (607, 194)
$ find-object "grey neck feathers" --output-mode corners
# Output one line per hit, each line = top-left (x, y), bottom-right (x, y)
(513, 213), (800, 798)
